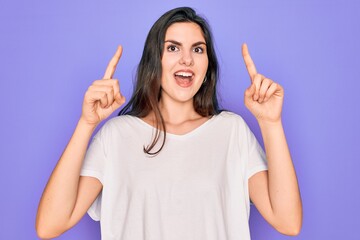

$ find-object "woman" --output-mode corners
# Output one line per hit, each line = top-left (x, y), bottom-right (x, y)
(36, 7), (302, 240)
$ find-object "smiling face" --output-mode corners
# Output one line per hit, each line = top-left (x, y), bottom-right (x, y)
(160, 22), (209, 106)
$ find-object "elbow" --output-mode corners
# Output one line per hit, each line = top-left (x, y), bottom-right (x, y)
(272, 214), (302, 236)
(35, 219), (65, 239)
(275, 219), (302, 236)
(36, 227), (60, 240)
(278, 225), (302, 236)
(273, 205), (303, 236)
(36, 231), (56, 240)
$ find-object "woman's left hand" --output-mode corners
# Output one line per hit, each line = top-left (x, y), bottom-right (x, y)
(242, 44), (284, 123)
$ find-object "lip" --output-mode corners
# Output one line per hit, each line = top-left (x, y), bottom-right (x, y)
(174, 69), (195, 76)
(173, 69), (195, 88)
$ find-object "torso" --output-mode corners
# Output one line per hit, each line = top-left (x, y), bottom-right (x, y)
(81, 111), (268, 240)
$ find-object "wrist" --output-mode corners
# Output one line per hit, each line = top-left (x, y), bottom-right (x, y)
(78, 118), (98, 132)
(258, 118), (283, 129)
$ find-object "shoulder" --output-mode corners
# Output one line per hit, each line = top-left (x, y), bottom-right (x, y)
(213, 111), (254, 135)
(95, 115), (141, 137)
(215, 111), (247, 125)
(103, 115), (138, 128)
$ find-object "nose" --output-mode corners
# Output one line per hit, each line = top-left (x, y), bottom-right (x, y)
(179, 50), (194, 66)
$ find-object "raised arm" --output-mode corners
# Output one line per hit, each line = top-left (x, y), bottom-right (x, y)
(36, 46), (126, 239)
(242, 43), (302, 235)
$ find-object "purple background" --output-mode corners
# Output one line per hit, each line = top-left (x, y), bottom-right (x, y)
(1, 0), (359, 239)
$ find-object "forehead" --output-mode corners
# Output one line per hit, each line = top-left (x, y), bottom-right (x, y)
(165, 22), (205, 42)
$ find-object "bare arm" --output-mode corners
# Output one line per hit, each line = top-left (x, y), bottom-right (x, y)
(36, 121), (102, 238)
(242, 43), (302, 235)
(36, 46), (126, 239)
(249, 121), (302, 235)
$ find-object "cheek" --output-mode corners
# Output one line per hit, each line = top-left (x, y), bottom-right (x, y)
(196, 53), (208, 66)
(161, 56), (175, 84)
(201, 58), (209, 75)
(162, 53), (179, 68)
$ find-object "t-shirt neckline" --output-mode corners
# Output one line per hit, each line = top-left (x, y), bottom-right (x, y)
(132, 113), (221, 139)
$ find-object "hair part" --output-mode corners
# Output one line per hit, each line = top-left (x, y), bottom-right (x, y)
(119, 7), (221, 155)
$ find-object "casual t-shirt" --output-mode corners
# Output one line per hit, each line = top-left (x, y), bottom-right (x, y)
(80, 111), (267, 240)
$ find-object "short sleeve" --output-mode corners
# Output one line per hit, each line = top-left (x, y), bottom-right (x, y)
(80, 134), (105, 184)
(244, 124), (268, 180)
(80, 128), (106, 221)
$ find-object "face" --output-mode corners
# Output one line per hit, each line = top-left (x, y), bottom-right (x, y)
(160, 22), (209, 105)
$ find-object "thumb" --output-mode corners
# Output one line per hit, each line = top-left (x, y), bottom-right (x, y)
(245, 82), (256, 99)
(112, 93), (126, 110)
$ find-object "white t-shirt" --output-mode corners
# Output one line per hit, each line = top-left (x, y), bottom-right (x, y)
(81, 111), (267, 240)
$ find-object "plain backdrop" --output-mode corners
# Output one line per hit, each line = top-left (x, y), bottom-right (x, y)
(1, 0), (359, 239)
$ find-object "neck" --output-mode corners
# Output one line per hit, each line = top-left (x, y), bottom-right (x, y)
(158, 98), (200, 125)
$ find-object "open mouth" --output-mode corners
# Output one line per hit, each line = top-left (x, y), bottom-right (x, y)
(174, 71), (194, 87)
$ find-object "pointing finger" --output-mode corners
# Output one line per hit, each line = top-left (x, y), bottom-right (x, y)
(103, 45), (123, 79)
(242, 43), (257, 81)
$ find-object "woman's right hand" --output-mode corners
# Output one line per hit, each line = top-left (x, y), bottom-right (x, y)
(80, 46), (126, 127)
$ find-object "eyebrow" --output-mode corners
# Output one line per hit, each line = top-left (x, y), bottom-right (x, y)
(164, 40), (207, 47)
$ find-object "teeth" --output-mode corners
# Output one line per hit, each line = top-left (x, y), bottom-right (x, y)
(175, 72), (193, 77)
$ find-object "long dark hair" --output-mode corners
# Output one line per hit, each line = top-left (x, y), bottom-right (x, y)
(119, 7), (221, 155)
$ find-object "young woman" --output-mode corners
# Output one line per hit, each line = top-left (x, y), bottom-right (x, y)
(36, 7), (302, 240)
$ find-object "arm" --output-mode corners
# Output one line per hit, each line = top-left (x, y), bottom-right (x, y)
(249, 121), (302, 235)
(36, 46), (126, 239)
(242, 44), (302, 235)
(36, 121), (102, 239)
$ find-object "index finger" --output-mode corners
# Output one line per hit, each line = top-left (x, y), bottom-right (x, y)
(103, 45), (123, 79)
(242, 43), (257, 81)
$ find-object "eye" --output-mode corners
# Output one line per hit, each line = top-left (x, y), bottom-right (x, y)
(193, 46), (204, 53)
(167, 45), (179, 52)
